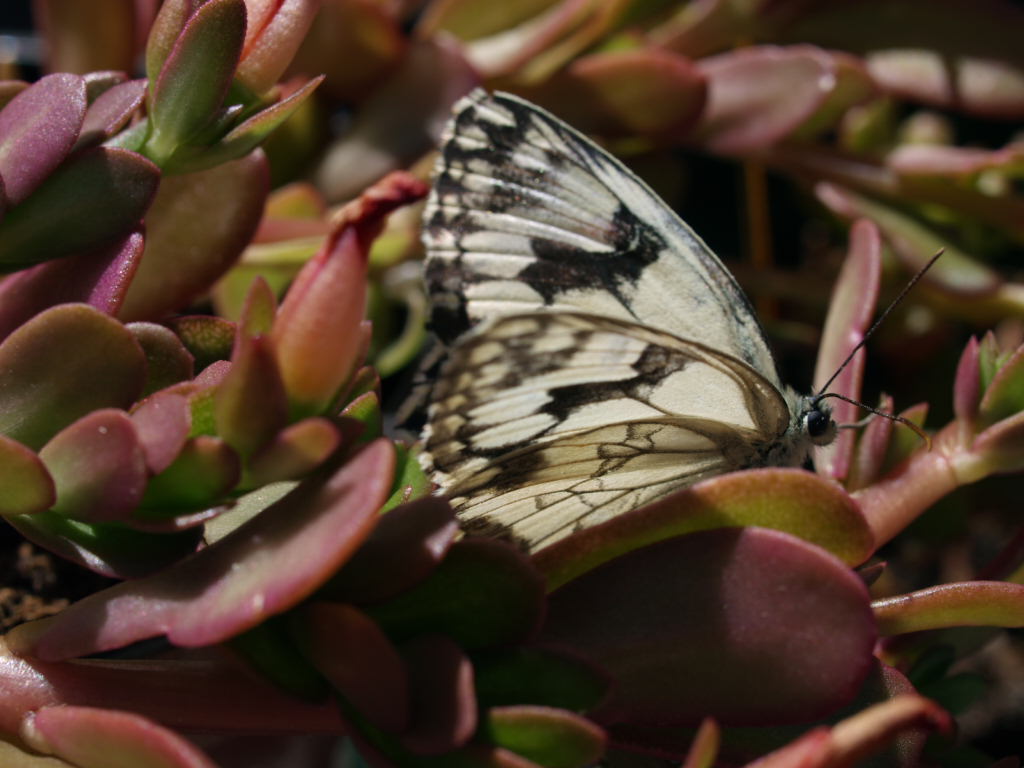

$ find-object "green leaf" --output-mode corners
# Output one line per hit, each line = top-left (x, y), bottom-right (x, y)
(146, 0), (246, 165)
(0, 304), (145, 450)
(0, 147), (160, 269)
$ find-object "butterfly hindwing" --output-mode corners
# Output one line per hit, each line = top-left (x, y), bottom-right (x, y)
(423, 312), (792, 549)
(423, 88), (782, 385)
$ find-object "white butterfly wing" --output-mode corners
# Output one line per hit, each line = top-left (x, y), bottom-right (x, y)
(423, 313), (791, 549)
(423, 88), (782, 387)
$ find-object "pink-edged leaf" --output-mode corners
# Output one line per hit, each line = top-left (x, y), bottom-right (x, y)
(23, 706), (217, 768)
(128, 322), (196, 396)
(848, 394), (895, 491)
(887, 143), (1024, 177)
(0, 230), (144, 342)
(324, 496), (458, 603)
(778, 0), (1024, 119)
(39, 409), (147, 523)
(339, 390), (382, 443)
(824, 695), (952, 767)
(272, 171), (427, 418)
(751, 695), (951, 768)
(235, 0), (321, 95)
(694, 46), (873, 154)
(194, 76), (325, 169)
(814, 182), (1002, 297)
(82, 71), (128, 100)
(145, 0), (195, 84)
(147, 0), (246, 164)
(367, 539), (545, 650)
(813, 219), (882, 481)
(979, 344), (1024, 426)
(0, 304), (146, 450)
(542, 527), (876, 727)
(873, 581), (1024, 635)
(138, 435), (240, 514)
(237, 274), (277, 338)
(954, 337), (982, 426)
(400, 634), (477, 755)
(244, 417), (342, 487)
(0, 73), (86, 206)
(485, 705), (606, 768)
(535, 468), (873, 592)
(0, 647), (343, 735)
(0, 148), (159, 270)
(130, 392), (192, 474)
(8, 439), (395, 660)
(681, 718), (719, 768)
(0, 433), (55, 516)
(214, 334), (288, 458)
(525, 48), (706, 137)
(6, 510), (202, 579)
(76, 79), (148, 149)
(118, 150), (269, 321)
(296, 602), (409, 733)
(315, 37), (477, 201)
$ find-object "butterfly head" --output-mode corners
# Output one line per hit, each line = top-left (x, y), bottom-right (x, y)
(803, 398), (837, 446)
(795, 394), (838, 448)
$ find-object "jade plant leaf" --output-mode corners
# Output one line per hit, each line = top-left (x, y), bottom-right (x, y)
(0, 73), (86, 206)
(541, 527), (876, 727)
(0, 147), (160, 270)
(534, 467), (874, 591)
(243, 417), (342, 488)
(295, 601), (409, 733)
(39, 409), (147, 523)
(76, 79), (147, 149)
(118, 150), (269, 321)
(812, 218), (881, 481)
(324, 496), (458, 604)
(22, 706), (218, 768)
(399, 634), (476, 755)
(483, 705), (606, 768)
(775, 0), (1024, 118)
(0, 434), (55, 516)
(0, 644), (343, 733)
(6, 439), (396, 660)
(127, 322), (195, 396)
(0, 231), (145, 342)
(146, 0), (246, 165)
(0, 304), (146, 451)
(365, 539), (545, 650)
(873, 581), (1024, 635)
(693, 46), (874, 154)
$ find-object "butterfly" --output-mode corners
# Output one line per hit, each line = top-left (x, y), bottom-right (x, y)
(419, 89), (837, 553)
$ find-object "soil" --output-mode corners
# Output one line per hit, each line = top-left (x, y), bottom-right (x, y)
(0, 524), (114, 631)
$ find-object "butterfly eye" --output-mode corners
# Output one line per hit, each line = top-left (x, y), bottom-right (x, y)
(805, 409), (832, 440)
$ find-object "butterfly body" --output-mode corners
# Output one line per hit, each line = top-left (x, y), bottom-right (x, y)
(421, 89), (835, 551)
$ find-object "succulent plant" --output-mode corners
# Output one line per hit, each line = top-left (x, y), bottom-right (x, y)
(0, 0), (1023, 766)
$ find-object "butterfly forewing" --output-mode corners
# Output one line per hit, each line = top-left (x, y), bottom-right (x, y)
(424, 89), (781, 384)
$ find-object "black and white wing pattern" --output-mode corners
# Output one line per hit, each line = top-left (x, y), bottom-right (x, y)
(423, 89), (779, 384)
(420, 89), (835, 552)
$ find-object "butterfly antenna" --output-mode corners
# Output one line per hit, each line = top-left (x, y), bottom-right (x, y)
(816, 249), (944, 398)
(821, 391), (932, 450)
